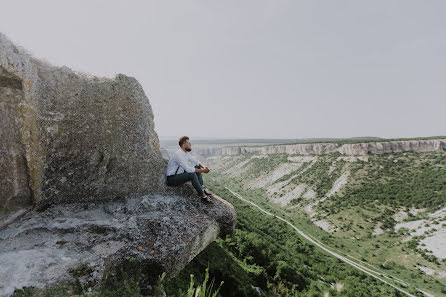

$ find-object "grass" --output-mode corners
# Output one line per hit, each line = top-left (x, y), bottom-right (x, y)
(12, 262), (224, 297)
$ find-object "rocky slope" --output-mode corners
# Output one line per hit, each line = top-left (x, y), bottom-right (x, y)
(0, 32), (236, 296)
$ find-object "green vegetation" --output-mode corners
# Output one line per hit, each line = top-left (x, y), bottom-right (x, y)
(294, 156), (345, 198)
(12, 264), (222, 297)
(201, 151), (446, 296)
(166, 180), (416, 296)
(328, 152), (446, 211)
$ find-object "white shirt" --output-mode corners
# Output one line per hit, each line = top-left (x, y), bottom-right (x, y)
(166, 149), (200, 176)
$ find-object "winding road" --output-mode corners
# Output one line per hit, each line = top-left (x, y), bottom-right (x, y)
(224, 186), (433, 297)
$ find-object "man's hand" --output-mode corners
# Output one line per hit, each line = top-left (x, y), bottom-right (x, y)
(199, 163), (211, 173)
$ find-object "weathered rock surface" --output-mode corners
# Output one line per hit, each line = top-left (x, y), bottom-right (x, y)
(1, 32), (165, 214)
(0, 185), (235, 296)
(195, 139), (446, 156)
(0, 32), (236, 296)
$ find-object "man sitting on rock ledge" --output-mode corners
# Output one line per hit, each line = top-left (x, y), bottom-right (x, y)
(166, 136), (214, 205)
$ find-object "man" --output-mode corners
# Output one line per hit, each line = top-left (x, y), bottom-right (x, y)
(166, 136), (214, 205)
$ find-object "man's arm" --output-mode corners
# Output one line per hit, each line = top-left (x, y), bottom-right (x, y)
(186, 153), (204, 167)
(187, 154), (200, 166)
(176, 155), (196, 173)
(185, 153), (209, 173)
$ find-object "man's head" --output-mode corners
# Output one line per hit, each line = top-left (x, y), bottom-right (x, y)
(179, 136), (192, 152)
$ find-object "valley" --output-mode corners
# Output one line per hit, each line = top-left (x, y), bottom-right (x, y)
(196, 139), (446, 296)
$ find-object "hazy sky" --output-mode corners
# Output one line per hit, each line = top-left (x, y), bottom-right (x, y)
(1, 1), (445, 139)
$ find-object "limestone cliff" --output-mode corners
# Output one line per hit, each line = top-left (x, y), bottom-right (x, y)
(195, 139), (446, 156)
(0, 32), (236, 296)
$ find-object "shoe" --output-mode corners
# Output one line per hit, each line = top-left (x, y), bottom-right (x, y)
(202, 186), (213, 196)
(200, 195), (214, 205)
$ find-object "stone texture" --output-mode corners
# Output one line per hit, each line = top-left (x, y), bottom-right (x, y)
(0, 32), (165, 213)
(0, 66), (32, 213)
(0, 184), (236, 296)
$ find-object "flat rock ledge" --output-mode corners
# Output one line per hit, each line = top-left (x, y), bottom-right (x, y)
(0, 185), (236, 296)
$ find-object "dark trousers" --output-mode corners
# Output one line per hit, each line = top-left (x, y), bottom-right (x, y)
(166, 165), (204, 195)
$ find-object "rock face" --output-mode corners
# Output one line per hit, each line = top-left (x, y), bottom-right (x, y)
(1, 32), (165, 213)
(196, 139), (446, 156)
(0, 33), (236, 295)
(0, 186), (235, 296)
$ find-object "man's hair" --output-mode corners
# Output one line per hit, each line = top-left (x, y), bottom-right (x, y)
(178, 136), (189, 147)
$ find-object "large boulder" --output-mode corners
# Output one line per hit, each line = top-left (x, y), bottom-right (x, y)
(0, 32), (236, 296)
(0, 32), (165, 214)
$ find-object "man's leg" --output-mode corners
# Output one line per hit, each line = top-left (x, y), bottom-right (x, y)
(187, 172), (205, 195)
(167, 172), (204, 196)
(194, 165), (204, 187)
(167, 172), (189, 187)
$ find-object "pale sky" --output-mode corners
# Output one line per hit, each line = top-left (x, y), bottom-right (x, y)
(1, 1), (445, 139)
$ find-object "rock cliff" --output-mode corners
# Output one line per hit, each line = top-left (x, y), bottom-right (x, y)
(0, 33), (236, 296)
(195, 139), (446, 156)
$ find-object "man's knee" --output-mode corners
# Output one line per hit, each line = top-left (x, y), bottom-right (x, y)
(187, 172), (199, 181)
(186, 172), (198, 180)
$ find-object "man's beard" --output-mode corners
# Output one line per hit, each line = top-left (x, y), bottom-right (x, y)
(186, 148), (192, 152)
